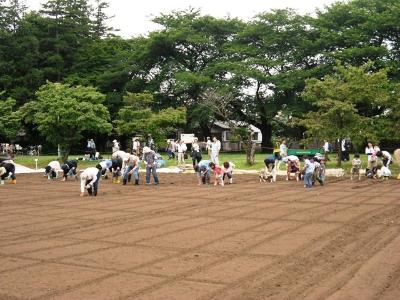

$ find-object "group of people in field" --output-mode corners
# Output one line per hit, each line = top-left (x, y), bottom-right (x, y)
(1, 136), (398, 195)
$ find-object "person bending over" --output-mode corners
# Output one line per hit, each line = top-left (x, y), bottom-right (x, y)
(80, 165), (102, 197)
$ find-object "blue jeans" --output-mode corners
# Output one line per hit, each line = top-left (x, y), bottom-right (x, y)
(146, 165), (159, 184)
(304, 172), (313, 188)
(123, 166), (139, 180)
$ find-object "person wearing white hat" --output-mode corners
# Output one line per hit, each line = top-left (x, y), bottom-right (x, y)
(0, 162), (16, 184)
(142, 146), (159, 185)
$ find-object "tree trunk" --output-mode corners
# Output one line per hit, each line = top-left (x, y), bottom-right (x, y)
(259, 121), (273, 152)
(245, 132), (256, 165)
(337, 138), (342, 167)
(58, 144), (69, 162)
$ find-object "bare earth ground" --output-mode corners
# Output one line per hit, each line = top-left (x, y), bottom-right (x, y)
(0, 173), (400, 300)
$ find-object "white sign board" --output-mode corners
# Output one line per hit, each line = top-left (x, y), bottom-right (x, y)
(180, 133), (195, 144)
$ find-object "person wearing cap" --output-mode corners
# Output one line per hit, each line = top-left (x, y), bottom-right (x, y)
(143, 146), (159, 185)
(0, 161), (16, 184)
(44, 160), (62, 179)
(61, 159), (78, 181)
(80, 165), (102, 197)
(132, 138), (141, 155)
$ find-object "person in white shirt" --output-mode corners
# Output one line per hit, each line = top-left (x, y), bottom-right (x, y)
(112, 139), (120, 153)
(176, 140), (187, 170)
(323, 140), (331, 161)
(279, 140), (287, 158)
(223, 161), (235, 184)
(80, 166), (102, 197)
(365, 142), (375, 169)
(211, 137), (221, 165)
(206, 137), (212, 159)
(303, 157), (315, 188)
(132, 138), (141, 155)
(376, 150), (392, 168)
(44, 160), (62, 179)
(112, 150), (130, 169)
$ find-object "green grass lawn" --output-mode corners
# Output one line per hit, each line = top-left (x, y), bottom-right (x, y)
(14, 151), (369, 173)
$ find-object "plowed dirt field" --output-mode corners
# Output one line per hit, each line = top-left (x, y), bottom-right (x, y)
(1, 174), (399, 299)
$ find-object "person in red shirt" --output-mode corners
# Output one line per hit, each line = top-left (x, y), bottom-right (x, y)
(209, 162), (224, 186)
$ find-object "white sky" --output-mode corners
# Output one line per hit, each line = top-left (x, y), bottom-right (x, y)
(24, 0), (340, 38)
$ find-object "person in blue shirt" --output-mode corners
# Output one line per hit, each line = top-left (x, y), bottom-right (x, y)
(194, 159), (211, 185)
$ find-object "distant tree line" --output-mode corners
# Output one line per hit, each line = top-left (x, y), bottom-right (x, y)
(0, 0), (399, 155)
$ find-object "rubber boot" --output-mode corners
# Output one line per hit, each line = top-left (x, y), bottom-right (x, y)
(135, 179), (139, 185)
(11, 179), (16, 184)
(123, 179), (127, 185)
(128, 174), (132, 182)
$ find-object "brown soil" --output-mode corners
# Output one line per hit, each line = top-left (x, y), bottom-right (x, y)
(0, 174), (400, 300)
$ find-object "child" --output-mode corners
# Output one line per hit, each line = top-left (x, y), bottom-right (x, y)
(283, 155), (300, 181)
(209, 162), (224, 186)
(351, 154), (362, 180)
(264, 154), (278, 182)
(194, 160), (211, 185)
(0, 162), (16, 184)
(44, 160), (62, 179)
(223, 161), (235, 184)
(80, 165), (102, 197)
(259, 168), (273, 182)
(303, 156), (315, 188)
(61, 159), (78, 181)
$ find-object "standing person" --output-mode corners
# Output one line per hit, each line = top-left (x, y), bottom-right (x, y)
(147, 135), (155, 150)
(143, 146), (159, 185)
(44, 160), (62, 179)
(61, 159), (78, 181)
(365, 142), (375, 169)
(223, 161), (235, 184)
(303, 156), (315, 188)
(211, 137), (221, 165)
(167, 139), (176, 159)
(209, 162), (224, 186)
(323, 140), (331, 161)
(176, 140), (187, 170)
(132, 138), (141, 155)
(191, 138), (202, 167)
(0, 162), (16, 184)
(122, 154), (140, 185)
(112, 139), (120, 153)
(279, 139), (287, 158)
(351, 154), (362, 180)
(80, 165), (102, 197)
(206, 137), (212, 159)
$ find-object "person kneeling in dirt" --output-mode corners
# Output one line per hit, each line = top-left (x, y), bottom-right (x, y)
(282, 155), (300, 181)
(194, 160), (211, 185)
(223, 161), (235, 184)
(0, 162), (16, 184)
(61, 159), (78, 181)
(263, 154), (278, 182)
(80, 165), (102, 197)
(44, 160), (62, 179)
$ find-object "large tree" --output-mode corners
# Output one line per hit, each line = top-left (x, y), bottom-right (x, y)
(114, 92), (186, 146)
(300, 63), (391, 166)
(0, 94), (21, 140)
(21, 82), (112, 160)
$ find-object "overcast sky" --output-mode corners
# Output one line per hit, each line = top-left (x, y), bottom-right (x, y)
(24, 0), (340, 38)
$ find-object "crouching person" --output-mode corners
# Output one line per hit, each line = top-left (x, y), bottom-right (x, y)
(223, 161), (235, 184)
(209, 162), (224, 186)
(61, 159), (78, 181)
(194, 160), (211, 185)
(44, 160), (62, 179)
(0, 162), (16, 184)
(80, 165), (102, 197)
(98, 159), (112, 179)
(122, 154), (140, 185)
(111, 158), (122, 183)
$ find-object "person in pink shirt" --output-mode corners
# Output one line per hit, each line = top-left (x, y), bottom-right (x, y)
(209, 162), (224, 186)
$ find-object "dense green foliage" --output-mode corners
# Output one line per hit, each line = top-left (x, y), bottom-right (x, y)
(1, 0), (400, 155)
